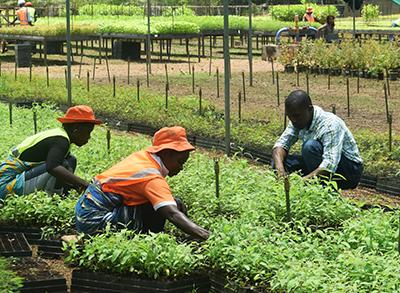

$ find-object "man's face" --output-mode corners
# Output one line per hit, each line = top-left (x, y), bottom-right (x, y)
(286, 105), (313, 129)
(165, 150), (190, 177)
(73, 124), (95, 147)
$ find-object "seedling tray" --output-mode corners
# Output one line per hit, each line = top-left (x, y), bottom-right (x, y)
(71, 269), (210, 293)
(0, 233), (31, 257)
(10, 257), (68, 293)
(359, 174), (378, 189)
(209, 273), (264, 293)
(376, 177), (400, 196)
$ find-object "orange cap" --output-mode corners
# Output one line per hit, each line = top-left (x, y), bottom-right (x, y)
(25, 2), (32, 6)
(306, 7), (314, 12)
(57, 105), (102, 124)
(147, 126), (195, 153)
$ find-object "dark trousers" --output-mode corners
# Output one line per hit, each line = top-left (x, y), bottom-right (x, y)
(277, 140), (363, 190)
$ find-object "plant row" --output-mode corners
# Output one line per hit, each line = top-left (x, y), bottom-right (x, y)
(269, 4), (338, 22)
(0, 72), (399, 177)
(278, 39), (400, 76)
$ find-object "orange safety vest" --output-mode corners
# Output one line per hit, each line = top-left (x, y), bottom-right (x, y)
(304, 13), (315, 23)
(16, 7), (29, 27)
(95, 151), (166, 206)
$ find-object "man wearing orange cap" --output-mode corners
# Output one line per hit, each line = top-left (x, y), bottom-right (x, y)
(303, 7), (318, 23)
(0, 105), (101, 200)
(75, 126), (210, 241)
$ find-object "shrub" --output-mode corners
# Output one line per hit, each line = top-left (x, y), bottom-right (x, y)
(361, 4), (380, 24)
(0, 258), (23, 293)
(269, 4), (338, 23)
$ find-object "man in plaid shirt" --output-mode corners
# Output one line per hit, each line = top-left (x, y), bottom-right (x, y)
(272, 90), (363, 189)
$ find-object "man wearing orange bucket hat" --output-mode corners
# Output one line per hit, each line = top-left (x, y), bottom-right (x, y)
(303, 7), (318, 23)
(75, 126), (210, 241)
(0, 105), (101, 200)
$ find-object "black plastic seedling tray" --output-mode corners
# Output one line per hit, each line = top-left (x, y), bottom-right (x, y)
(21, 278), (68, 293)
(0, 233), (31, 257)
(71, 269), (210, 293)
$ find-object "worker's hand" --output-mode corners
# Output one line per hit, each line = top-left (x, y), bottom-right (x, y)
(196, 227), (210, 241)
(175, 197), (188, 216)
(276, 165), (287, 178)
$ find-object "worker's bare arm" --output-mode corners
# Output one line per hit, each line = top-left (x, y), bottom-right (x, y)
(48, 166), (89, 192)
(158, 205), (209, 241)
(272, 147), (288, 177)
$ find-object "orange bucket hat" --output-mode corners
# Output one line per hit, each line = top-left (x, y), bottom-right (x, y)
(57, 105), (102, 124)
(147, 126), (195, 153)
(306, 7), (314, 13)
(25, 2), (33, 6)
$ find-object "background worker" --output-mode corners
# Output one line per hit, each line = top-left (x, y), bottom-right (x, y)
(272, 90), (363, 190)
(24, 2), (37, 25)
(303, 7), (318, 23)
(11, 0), (31, 27)
(75, 126), (210, 241)
(0, 105), (101, 200)
(317, 15), (338, 43)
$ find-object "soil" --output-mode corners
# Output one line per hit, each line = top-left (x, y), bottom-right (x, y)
(9, 256), (65, 281)
(342, 186), (400, 209)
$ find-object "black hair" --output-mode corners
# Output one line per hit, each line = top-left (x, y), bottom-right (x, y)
(285, 90), (312, 110)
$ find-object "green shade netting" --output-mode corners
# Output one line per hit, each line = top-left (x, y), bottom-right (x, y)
(393, 0), (400, 6)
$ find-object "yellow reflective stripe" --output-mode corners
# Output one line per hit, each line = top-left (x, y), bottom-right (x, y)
(100, 168), (161, 184)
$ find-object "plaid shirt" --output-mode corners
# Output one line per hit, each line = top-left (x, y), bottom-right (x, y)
(274, 106), (363, 172)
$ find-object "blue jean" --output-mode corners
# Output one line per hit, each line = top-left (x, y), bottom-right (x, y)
(280, 140), (363, 189)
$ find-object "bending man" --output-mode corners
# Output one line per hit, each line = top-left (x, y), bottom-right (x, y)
(0, 105), (101, 199)
(75, 126), (210, 241)
(272, 90), (363, 189)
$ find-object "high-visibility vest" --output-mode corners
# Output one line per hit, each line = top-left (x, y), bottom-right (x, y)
(26, 7), (35, 23)
(16, 7), (29, 27)
(96, 151), (166, 205)
(10, 128), (70, 162)
(304, 13), (315, 23)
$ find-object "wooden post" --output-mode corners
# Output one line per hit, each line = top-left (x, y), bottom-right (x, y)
(165, 63), (169, 86)
(238, 91), (242, 123)
(214, 158), (220, 200)
(199, 88), (202, 115)
(216, 67), (220, 99)
(242, 71), (246, 102)
(165, 82), (169, 110)
(29, 63), (32, 82)
(9, 102), (12, 126)
(137, 79), (140, 102)
(78, 53), (83, 79)
(306, 69), (309, 94)
(276, 72), (280, 106)
(192, 65), (195, 94)
(106, 129), (111, 154)
(113, 75), (116, 97)
(86, 71), (90, 92)
(271, 59), (275, 85)
(346, 77), (350, 117)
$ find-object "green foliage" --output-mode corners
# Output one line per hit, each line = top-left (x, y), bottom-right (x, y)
(0, 258), (23, 293)
(155, 21), (200, 34)
(361, 4), (380, 24)
(64, 229), (204, 279)
(77, 4), (144, 16)
(161, 6), (195, 17)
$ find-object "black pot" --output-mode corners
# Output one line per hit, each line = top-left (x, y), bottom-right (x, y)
(342, 69), (350, 76)
(377, 72), (384, 80)
(297, 65), (307, 73)
(388, 70), (397, 81)
(284, 65), (295, 73)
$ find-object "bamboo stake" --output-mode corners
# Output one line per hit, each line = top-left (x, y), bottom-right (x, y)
(276, 72), (280, 106)
(284, 176), (291, 223)
(165, 82), (169, 110)
(357, 71), (360, 94)
(127, 58), (130, 85)
(209, 36), (212, 76)
(271, 59), (275, 85)
(78, 52), (83, 79)
(105, 55), (111, 83)
(33, 109), (37, 134)
(346, 77), (350, 117)
(386, 69), (391, 97)
(199, 88), (202, 115)
(92, 57), (96, 80)
(165, 63), (169, 85)
(388, 113), (392, 152)
(242, 71), (246, 102)
(29, 63), (32, 82)
(214, 158), (220, 199)
(46, 64), (49, 87)
(384, 82), (389, 123)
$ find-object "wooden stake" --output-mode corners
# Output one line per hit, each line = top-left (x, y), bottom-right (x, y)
(86, 71), (90, 92)
(357, 71), (360, 94)
(386, 69), (391, 97)
(106, 129), (111, 154)
(46, 65), (49, 87)
(137, 79), (140, 102)
(271, 59), (275, 85)
(209, 36), (212, 76)
(165, 63), (169, 86)
(9, 102), (12, 126)
(78, 53), (83, 79)
(92, 57), (96, 80)
(346, 77), (350, 117)
(29, 63), (32, 82)
(214, 158), (220, 199)
(238, 91), (242, 123)
(105, 55), (111, 83)
(242, 71), (246, 102)
(113, 75), (116, 97)
(192, 66), (195, 94)
(33, 109), (37, 134)
(388, 113), (392, 152)
(165, 82), (169, 110)
(384, 83), (389, 123)
(276, 72), (280, 106)
(199, 88), (202, 115)
(127, 58), (130, 85)
(216, 68), (220, 99)
(306, 69), (309, 94)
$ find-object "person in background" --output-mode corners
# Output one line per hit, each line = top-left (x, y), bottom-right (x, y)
(303, 7), (318, 23)
(317, 15), (338, 43)
(0, 105), (102, 200)
(11, 0), (31, 27)
(24, 2), (37, 25)
(272, 90), (363, 190)
(75, 126), (210, 241)
(389, 18), (400, 41)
